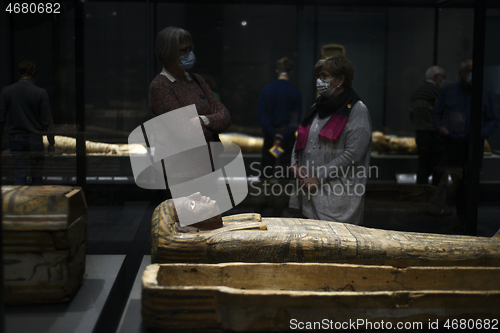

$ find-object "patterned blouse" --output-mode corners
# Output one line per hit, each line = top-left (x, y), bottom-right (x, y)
(149, 69), (231, 141)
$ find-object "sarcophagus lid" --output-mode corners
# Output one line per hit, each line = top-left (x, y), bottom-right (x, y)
(152, 199), (500, 267)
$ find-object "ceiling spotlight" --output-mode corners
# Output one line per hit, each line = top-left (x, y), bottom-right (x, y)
(241, 21), (247, 26)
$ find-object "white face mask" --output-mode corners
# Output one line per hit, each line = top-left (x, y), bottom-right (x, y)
(316, 78), (335, 97)
(179, 51), (196, 70)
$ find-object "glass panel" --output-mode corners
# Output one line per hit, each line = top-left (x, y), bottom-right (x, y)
(485, 9), (500, 154)
(2, 1), (498, 243)
(2, 1), (76, 185)
(84, 2), (148, 183)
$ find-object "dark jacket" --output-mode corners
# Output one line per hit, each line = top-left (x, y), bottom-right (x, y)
(0, 79), (54, 145)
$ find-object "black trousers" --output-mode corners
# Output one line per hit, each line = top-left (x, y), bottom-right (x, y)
(10, 134), (45, 185)
(260, 134), (294, 179)
(444, 137), (484, 218)
(415, 130), (445, 186)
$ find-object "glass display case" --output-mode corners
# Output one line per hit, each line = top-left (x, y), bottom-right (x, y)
(3, 1), (500, 182)
(1, 1), (499, 331)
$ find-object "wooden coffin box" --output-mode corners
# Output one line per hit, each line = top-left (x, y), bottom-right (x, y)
(2, 185), (87, 304)
(152, 200), (500, 267)
(142, 262), (500, 332)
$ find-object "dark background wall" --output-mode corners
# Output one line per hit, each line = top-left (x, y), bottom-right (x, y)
(221, 5), (298, 129)
(385, 7), (436, 136)
(1, 6), (10, 90)
(484, 12), (500, 153)
(84, 2), (148, 139)
(317, 7), (386, 133)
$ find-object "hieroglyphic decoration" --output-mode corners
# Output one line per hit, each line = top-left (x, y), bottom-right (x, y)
(2, 186), (87, 304)
(152, 199), (500, 267)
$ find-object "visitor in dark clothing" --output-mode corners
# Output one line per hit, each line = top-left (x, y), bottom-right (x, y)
(0, 60), (55, 185)
(410, 65), (446, 186)
(258, 57), (302, 179)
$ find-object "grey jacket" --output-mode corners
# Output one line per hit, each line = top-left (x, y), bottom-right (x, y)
(290, 101), (372, 225)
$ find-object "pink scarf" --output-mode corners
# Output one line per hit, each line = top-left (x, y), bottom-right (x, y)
(295, 112), (349, 151)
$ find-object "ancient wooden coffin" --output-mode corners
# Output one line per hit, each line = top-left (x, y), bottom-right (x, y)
(2, 185), (87, 304)
(152, 199), (500, 267)
(142, 262), (500, 332)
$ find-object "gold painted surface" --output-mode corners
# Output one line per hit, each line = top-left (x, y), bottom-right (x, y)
(2, 185), (87, 230)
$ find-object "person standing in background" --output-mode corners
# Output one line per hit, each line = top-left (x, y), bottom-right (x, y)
(149, 26), (231, 143)
(410, 65), (446, 186)
(0, 60), (55, 185)
(290, 56), (372, 225)
(149, 26), (231, 202)
(433, 59), (499, 229)
(258, 57), (302, 179)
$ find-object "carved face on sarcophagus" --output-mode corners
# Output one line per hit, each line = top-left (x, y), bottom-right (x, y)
(172, 192), (222, 230)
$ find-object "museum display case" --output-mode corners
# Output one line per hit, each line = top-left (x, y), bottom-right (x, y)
(1, 0), (499, 332)
(3, 1), (500, 184)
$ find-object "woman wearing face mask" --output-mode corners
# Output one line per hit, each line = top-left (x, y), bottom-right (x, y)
(149, 26), (230, 142)
(289, 56), (372, 225)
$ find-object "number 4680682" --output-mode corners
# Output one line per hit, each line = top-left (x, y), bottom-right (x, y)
(6, 3), (61, 14)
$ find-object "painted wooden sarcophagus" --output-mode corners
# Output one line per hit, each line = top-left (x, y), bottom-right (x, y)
(2, 185), (87, 304)
(146, 199), (500, 331)
(152, 199), (500, 267)
(142, 262), (500, 332)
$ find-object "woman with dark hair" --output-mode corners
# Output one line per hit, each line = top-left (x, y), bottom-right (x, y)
(289, 56), (372, 225)
(149, 26), (230, 142)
